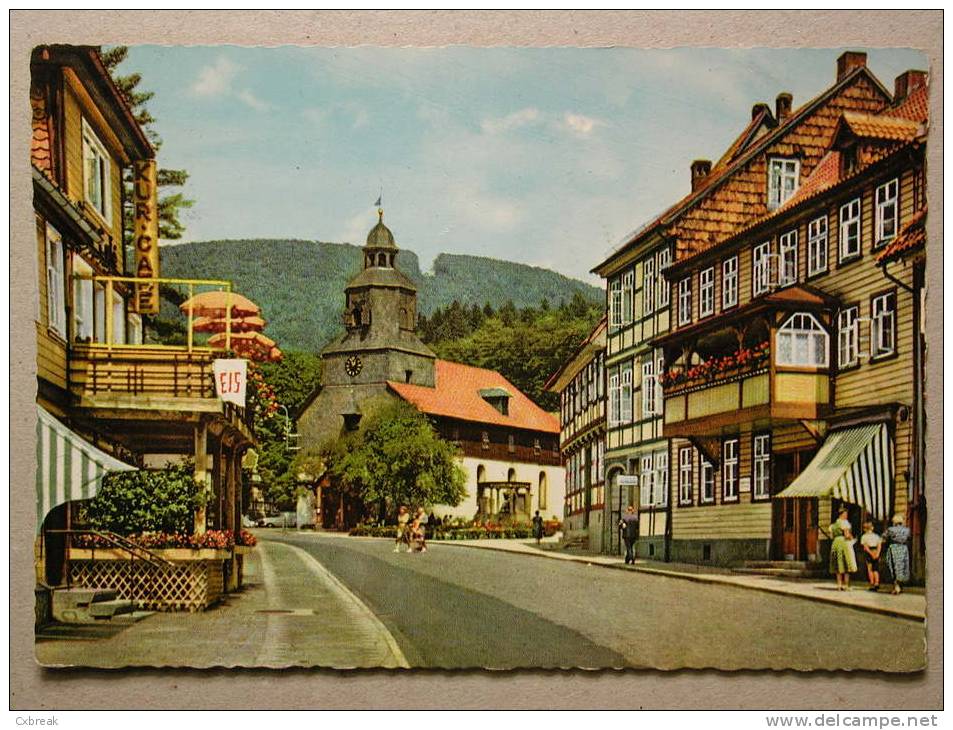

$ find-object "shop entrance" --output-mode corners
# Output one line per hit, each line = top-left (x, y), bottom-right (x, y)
(772, 450), (819, 562)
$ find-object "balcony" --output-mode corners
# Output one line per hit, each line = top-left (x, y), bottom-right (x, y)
(658, 329), (832, 439)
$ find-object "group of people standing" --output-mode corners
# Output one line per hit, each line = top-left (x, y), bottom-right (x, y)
(394, 506), (429, 553)
(829, 508), (911, 594)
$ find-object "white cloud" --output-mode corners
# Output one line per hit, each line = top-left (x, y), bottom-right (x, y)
(191, 57), (238, 97)
(235, 88), (270, 111)
(562, 112), (602, 136)
(480, 107), (540, 135)
(191, 57), (270, 112)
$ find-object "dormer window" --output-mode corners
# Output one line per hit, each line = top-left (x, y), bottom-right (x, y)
(479, 387), (512, 416)
(767, 158), (799, 210)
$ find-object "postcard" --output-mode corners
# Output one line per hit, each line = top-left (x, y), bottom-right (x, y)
(25, 40), (929, 676)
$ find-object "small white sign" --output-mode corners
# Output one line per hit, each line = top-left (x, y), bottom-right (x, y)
(739, 477), (751, 492)
(213, 359), (247, 407)
(617, 476), (639, 486)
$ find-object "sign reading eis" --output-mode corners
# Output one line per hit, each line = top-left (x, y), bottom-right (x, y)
(132, 159), (160, 314)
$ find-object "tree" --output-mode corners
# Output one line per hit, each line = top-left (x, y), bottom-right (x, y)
(100, 46), (194, 244)
(323, 399), (467, 520)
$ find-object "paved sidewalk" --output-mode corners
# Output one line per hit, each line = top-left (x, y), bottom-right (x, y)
(431, 537), (926, 622)
(36, 539), (408, 668)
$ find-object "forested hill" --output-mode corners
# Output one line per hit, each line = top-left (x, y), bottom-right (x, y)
(159, 239), (603, 352)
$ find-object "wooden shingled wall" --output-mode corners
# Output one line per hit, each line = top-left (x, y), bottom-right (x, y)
(670, 73), (890, 261)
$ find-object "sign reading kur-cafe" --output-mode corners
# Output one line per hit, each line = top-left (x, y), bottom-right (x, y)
(213, 359), (247, 407)
(132, 159), (160, 314)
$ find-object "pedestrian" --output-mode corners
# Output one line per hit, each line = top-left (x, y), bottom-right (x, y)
(411, 507), (428, 553)
(531, 510), (544, 545)
(860, 520), (883, 592)
(618, 505), (639, 565)
(828, 507), (856, 591)
(882, 513), (911, 595)
(394, 505), (410, 553)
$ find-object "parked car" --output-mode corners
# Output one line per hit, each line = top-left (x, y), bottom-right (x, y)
(241, 514), (258, 528)
(258, 510), (296, 528)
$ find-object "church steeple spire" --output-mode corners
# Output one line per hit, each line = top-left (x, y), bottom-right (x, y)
(364, 208), (398, 269)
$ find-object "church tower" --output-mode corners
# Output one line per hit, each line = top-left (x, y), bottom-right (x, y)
(299, 210), (436, 440)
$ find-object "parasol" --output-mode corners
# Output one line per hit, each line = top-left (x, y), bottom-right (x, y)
(179, 291), (261, 318)
(192, 315), (267, 334)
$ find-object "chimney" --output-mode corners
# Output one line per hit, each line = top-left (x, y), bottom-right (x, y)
(751, 102), (772, 121)
(837, 51), (867, 82)
(894, 70), (928, 102)
(775, 92), (793, 122)
(691, 159), (712, 191)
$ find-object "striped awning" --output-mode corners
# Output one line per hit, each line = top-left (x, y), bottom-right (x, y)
(35, 405), (137, 533)
(774, 423), (893, 520)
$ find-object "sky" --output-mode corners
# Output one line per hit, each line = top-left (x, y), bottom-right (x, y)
(122, 46), (928, 284)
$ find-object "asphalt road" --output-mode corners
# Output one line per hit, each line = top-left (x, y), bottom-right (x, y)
(265, 532), (926, 671)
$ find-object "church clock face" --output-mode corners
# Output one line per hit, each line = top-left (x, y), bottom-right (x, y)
(344, 356), (363, 377)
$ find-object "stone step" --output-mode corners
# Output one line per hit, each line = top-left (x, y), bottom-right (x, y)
(743, 560), (823, 569)
(110, 610), (155, 624)
(88, 599), (136, 619)
(52, 587), (126, 623)
(732, 567), (828, 579)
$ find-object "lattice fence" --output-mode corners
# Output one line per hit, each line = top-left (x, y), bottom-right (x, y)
(70, 559), (226, 612)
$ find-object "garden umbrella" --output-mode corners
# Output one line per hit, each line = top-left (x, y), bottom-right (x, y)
(208, 331), (278, 362)
(192, 315), (267, 333)
(179, 291), (261, 318)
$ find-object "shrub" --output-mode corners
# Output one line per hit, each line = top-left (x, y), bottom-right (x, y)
(86, 463), (199, 536)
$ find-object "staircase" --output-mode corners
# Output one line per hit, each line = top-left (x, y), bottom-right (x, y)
(560, 534), (590, 551)
(732, 560), (827, 580)
(51, 587), (152, 625)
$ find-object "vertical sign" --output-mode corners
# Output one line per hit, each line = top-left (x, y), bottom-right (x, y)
(132, 159), (160, 314)
(213, 359), (247, 407)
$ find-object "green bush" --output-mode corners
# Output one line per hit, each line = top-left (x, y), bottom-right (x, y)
(86, 463), (199, 536)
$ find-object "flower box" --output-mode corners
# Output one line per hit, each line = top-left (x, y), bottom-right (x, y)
(233, 545), (255, 555)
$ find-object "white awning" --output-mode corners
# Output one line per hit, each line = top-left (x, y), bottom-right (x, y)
(35, 405), (136, 533)
(774, 423), (893, 520)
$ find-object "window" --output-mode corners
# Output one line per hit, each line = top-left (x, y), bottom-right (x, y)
(597, 441), (604, 484)
(587, 361), (595, 403)
(72, 255), (94, 342)
(481, 431), (489, 450)
(94, 283), (106, 344)
(656, 248), (671, 309)
(838, 306), (859, 369)
(508, 434), (516, 453)
(655, 350), (665, 414)
(643, 257), (655, 316)
(678, 277), (692, 325)
(678, 446), (693, 505)
(753, 241), (772, 296)
(779, 229), (798, 286)
(640, 454), (654, 507)
(82, 120), (112, 224)
(590, 442), (599, 484)
(872, 292), (896, 358)
(839, 198), (861, 260)
(641, 358), (657, 416)
(807, 215), (828, 276)
(753, 434), (771, 499)
(609, 278), (623, 329)
(620, 364), (633, 423)
(45, 224), (66, 337)
(776, 313), (829, 367)
(699, 267), (714, 318)
(111, 290), (125, 345)
(621, 271), (634, 324)
(127, 312), (143, 345)
(875, 179), (899, 245)
(608, 372), (621, 426)
(768, 158), (799, 209)
(655, 450), (669, 507)
(723, 439), (739, 501)
(722, 255), (738, 308)
(700, 459), (715, 504)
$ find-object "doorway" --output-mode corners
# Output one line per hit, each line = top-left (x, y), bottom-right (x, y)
(771, 450), (819, 562)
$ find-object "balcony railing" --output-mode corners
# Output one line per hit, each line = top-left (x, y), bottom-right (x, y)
(661, 345), (830, 436)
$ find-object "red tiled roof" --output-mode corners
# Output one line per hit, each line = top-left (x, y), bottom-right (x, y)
(841, 111), (921, 142)
(891, 84), (929, 123)
(387, 359), (559, 434)
(877, 208), (927, 264)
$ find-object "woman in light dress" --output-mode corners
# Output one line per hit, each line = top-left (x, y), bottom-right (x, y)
(828, 507), (857, 591)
